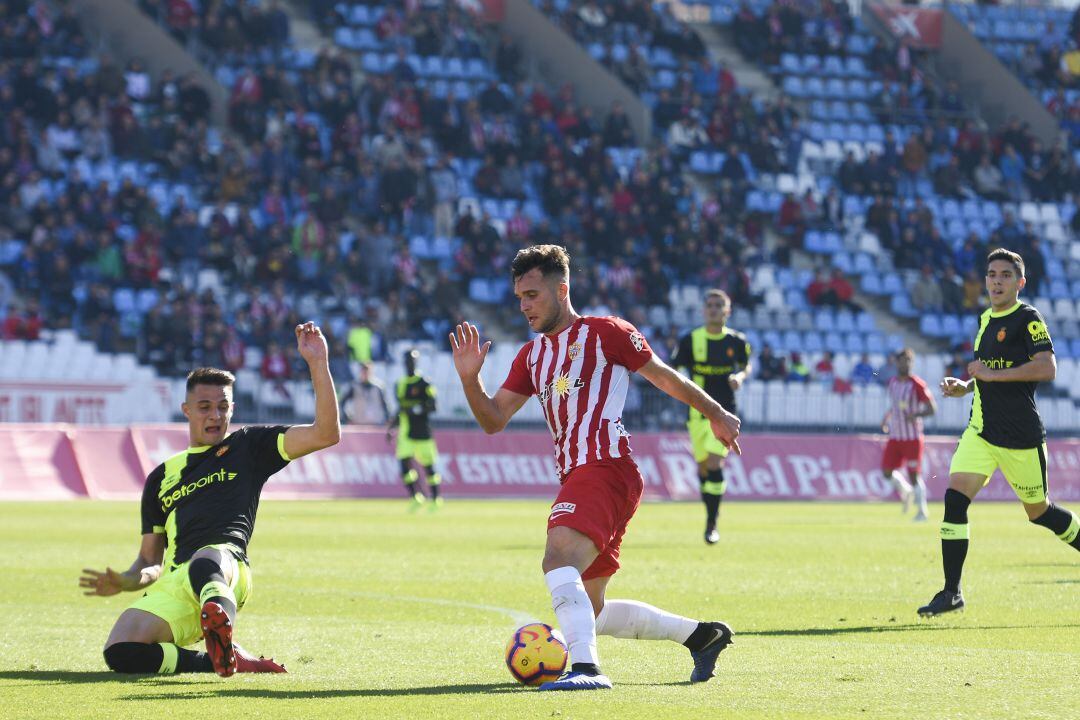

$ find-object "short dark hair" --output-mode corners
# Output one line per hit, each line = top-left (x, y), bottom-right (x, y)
(987, 248), (1025, 277)
(511, 244), (570, 282)
(704, 289), (730, 305)
(185, 367), (235, 394)
(896, 347), (915, 360)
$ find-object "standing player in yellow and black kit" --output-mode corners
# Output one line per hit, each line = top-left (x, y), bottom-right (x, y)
(388, 348), (442, 510)
(79, 322), (341, 675)
(671, 289), (752, 544)
(917, 249), (1079, 617)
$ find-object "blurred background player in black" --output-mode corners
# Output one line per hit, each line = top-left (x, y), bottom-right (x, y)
(671, 290), (752, 544)
(387, 348), (442, 510)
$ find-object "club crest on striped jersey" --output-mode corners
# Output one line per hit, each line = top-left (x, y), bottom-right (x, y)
(568, 342), (582, 360)
(629, 331), (645, 352)
(538, 373), (585, 403)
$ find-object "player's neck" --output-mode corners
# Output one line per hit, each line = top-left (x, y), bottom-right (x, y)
(989, 296), (1020, 314)
(545, 306), (580, 336)
(705, 322), (726, 335)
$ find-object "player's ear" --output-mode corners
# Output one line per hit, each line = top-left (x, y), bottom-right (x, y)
(1017, 275), (1026, 291)
(181, 401), (190, 420)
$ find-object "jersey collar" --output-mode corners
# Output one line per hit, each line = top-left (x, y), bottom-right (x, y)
(187, 445), (212, 453)
(989, 301), (1022, 318)
(702, 326), (727, 339)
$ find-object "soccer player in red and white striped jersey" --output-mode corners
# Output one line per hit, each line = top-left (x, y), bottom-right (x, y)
(449, 245), (741, 691)
(880, 348), (937, 521)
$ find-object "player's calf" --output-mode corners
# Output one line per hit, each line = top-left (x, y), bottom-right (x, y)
(1030, 503), (1080, 551)
(103, 642), (215, 674)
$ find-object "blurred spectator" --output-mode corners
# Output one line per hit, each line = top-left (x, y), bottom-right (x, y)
(851, 353), (876, 385)
(786, 352), (810, 383)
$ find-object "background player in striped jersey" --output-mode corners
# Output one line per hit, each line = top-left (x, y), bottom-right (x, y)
(880, 348), (937, 521)
(670, 289), (752, 544)
(449, 245), (742, 691)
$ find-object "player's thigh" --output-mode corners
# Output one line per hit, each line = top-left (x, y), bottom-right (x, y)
(995, 442), (1049, 510)
(416, 440), (438, 467)
(189, 545), (237, 585)
(688, 417), (727, 465)
(127, 567), (202, 647)
(395, 435), (414, 460)
(105, 608), (174, 648)
(948, 429), (995, 497)
(543, 525), (600, 574)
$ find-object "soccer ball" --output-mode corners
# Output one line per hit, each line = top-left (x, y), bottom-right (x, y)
(504, 622), (568, 686)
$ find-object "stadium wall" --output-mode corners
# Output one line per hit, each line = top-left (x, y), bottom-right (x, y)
(2, 425), (1078, 502)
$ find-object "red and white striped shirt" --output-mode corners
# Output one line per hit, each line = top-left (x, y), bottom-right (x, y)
(501, 316), (653, 479)
(886, 375), (931, 440)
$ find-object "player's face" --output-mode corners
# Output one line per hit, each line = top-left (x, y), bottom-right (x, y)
(985, 259), (1025, 310)
(182, 384), (234, 447)
(515, 268), (565, 335)
(703, 296), (730, 327)
(896, 353), (912, 376)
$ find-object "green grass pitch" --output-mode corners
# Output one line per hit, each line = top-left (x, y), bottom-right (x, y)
(0, 499), (1076, 720)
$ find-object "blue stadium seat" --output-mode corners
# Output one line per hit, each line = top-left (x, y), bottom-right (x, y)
(804, 332), (824, 353)
(920, 314), (944, 337)
(845, 333), (865, 354)
(823, 55), (844, 76)
(891, 294), (917, 318)
(835, 311), (856, 333)
(831, 251), (854, 274)
(783, 76), (805, 97)
(825, 78), (846, 98)
(941, 315), (962, 338)
(865, 333), (886, 354)
(859, 272), (882, 294)
(815, 309), (837, 332)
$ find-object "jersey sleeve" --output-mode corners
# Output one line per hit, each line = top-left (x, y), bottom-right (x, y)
(242, 425), (292, 480)
(596, 317), (654, 372)
(670, 333), (692, 371)
(737, 332), (751, 366)
(1022, 307), (1054, 356)
(911, 376), (931, 404)
(501, 343), (536, 396)
(140, 465), (166, 535)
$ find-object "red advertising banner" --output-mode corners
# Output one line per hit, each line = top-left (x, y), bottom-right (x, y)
(1, 425), (1078, 502)
(0, 426), (86, 499)
(868, 4), (944, 50)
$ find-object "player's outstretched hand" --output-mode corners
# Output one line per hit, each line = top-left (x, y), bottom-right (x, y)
(79, 567), (126, 596)
(710, 412), (742, 456)
(449, 322), (491, 380)
(296, 321), (328, 365)
(940, 376), (969, 398)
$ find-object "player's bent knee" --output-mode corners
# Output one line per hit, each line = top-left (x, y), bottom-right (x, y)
(1023, 500), (1050, 521)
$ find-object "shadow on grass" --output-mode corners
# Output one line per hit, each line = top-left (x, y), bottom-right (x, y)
(0, 671), (144, 685)
(119, 683), (523, 700)
(741, 622), (1080, 637)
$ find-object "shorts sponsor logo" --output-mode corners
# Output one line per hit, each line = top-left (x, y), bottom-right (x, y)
(549, 502), (576, 519)
(1027, 321), (1050, 344)
(629, 331), (645, 352)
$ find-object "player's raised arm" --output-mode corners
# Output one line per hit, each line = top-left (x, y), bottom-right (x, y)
(283, 321), (341, 459)
(449, 322), (528, 434)
(638, 356), (742, 455)
(79, 533), (165, 596)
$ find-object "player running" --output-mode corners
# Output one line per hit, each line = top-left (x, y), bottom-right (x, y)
(880, 348), (936, 521)
(387, 348), (442, 510)
(449, 245), (741, 691)
(917, 249), (1079, 617)
(79, 322), (341, 675)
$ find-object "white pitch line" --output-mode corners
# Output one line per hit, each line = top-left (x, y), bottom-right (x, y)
(348, 590), (539, 627)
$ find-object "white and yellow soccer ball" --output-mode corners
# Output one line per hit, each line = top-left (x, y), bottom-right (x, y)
(504, 622), (568, 686)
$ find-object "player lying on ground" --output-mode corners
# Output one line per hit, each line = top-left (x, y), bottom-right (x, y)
(79, 322), (341, 675)
(450, 244), (741, 691)
(918, 249), (1079, 617)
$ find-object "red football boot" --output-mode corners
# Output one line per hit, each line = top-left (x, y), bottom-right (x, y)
(200, 601), (236, 678)
(235, 644), (288, 674)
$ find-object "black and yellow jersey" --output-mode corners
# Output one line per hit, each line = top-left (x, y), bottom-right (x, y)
(968, 302), (1054, 449)
(396, 374), (436, 440)
(671, 326), (751, 416)
(140, 426), (291, 569)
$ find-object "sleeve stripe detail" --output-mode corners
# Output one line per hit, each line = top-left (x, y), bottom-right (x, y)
(277, 432), (292, 461)
(152, 525), (165, 534)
